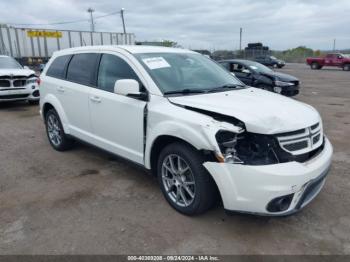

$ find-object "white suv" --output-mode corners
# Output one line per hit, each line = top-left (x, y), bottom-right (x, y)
(40, 46), (332, 216)
(0, 55), (39, 104)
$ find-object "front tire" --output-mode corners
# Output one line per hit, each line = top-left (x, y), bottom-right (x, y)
(157, 143), (216, 215)
(45, 109), (73, 151)
(343, 64), (350, 71)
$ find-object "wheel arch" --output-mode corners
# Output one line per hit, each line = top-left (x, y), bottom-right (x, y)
(41, 94), (70, 134)
(149, 135), (202, 175)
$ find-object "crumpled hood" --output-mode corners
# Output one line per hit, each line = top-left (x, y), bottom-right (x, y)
(0, 69), (36, 77)
(168, 87), (320, 134)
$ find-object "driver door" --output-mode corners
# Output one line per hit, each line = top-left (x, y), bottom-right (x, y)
(89, 53), (147, 164)
(231, 63), (253, 86)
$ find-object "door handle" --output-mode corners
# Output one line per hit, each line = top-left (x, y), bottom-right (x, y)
(90, 96), (102, 103)
(57, 86), (65, 93)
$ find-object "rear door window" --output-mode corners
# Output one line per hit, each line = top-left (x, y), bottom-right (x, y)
(46, 55), (71, 79)
(66, 53), (99, 86)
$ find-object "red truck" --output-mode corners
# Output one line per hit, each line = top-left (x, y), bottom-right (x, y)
(306, 53), (350, 71)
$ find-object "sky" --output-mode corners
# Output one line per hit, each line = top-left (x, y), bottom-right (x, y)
(1, 0), (349, 51)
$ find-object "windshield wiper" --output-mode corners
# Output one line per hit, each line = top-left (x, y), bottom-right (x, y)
(207, 84), (245, 93)
(163, 89), (207, 95)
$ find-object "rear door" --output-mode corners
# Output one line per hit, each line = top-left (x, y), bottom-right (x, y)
(88, 53), (147, 164)
(64, 53), (100, 138)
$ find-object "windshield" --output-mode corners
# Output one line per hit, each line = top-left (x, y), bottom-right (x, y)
(135, 52), (244, 94)
(270, 56), (277, 60)
(243, 60), (273, 74)
(0, 57), (23, 69)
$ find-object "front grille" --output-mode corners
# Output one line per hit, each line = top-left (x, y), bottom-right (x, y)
(13, 79), (26, 87)
(0, 80), (10, 87)
(313, 134), (321, 144)
(0, 76), (31, 88)
(284, 140), (308, 151)
(0, 94), (29, 99)
(276, 122), (323, 155)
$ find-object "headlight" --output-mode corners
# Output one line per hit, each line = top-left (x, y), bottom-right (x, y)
(274, 80), (294, 87)
(215, 131), (279, 165)
(26, 78), (38, 85)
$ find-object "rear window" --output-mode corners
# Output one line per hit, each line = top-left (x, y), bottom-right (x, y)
(46, 55), (71, 79)
(66, 53), (99, 86)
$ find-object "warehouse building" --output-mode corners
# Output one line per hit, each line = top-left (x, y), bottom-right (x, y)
(0, 25), (135, 64)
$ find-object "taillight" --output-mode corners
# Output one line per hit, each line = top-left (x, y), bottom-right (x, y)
(36, 78), (41, 86)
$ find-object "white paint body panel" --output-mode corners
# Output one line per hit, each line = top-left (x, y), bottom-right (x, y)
(40, 45), (333, 215)
(169, 87), (321, 134)
(204, 138), (332, 214)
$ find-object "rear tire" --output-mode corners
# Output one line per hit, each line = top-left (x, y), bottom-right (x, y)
(45, 109), (74, 151)
(157, 142), (216, 215)
(311, 62), (320, 70)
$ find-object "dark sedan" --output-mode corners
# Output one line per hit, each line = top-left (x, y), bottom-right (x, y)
(255, 55), (286, 68)
(219, 59), (300, 96)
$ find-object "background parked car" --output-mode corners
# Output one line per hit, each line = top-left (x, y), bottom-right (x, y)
(0, 55), (40, 104)
(219, 59), (300, 96)
(254, 55), (286, 68)
(306, 53), (350, 71)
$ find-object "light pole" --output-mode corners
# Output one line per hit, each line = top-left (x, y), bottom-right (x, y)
(87, 8), (95, 32)
(120, 8), (126, 34)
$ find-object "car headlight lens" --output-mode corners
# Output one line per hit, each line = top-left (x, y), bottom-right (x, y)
(26, 78), (38, 85)
(274, 80), (294, 87)
(215, 131), (279, 165)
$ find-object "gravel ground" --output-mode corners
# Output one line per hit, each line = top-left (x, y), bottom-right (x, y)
(0, 63), (349, 255)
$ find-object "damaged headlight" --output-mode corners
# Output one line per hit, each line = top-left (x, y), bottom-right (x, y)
(215, 131), (279, 165)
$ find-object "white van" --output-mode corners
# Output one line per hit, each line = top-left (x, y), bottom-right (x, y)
(40, 46), (332, 216)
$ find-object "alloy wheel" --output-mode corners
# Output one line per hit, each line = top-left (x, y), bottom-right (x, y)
(161, 154), (196, 207)
(47, 114), (62, 147)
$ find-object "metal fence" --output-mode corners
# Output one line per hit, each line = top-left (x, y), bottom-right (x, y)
(0, 25), (135, 60)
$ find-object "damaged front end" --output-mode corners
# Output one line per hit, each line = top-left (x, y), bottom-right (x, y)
(215, 131), (279, 165)
(214, 130), (325, 166)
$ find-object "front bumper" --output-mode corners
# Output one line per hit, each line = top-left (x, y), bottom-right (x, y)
(0, 84), (39, 102)
(276, 84), (299, 96)
(203, 137), (333, 216)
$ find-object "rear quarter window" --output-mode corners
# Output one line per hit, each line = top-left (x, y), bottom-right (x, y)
(46, 55), (71, 79)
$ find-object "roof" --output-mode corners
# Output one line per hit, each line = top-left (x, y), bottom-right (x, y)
(53, 45), (194, 56)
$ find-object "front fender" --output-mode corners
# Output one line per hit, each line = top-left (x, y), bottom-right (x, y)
(144, 120), (218, 169)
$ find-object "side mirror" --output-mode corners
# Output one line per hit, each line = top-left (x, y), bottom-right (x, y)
(114, 79), (147, 100)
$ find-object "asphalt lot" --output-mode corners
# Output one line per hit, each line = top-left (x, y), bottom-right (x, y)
(0, 63), (349, 255)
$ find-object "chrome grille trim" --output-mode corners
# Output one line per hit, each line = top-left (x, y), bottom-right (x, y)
(276, 122), (323, 155)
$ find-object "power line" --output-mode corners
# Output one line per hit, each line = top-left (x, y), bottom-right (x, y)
(5, 10), (121, 27)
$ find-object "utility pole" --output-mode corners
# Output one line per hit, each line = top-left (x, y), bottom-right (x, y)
(239, 27), (242, 51)
(333, 38), (336, 51)
(120, 8), (126, 34)
(87, 8), (95, 32)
